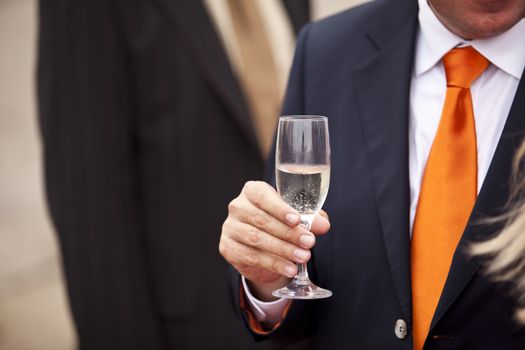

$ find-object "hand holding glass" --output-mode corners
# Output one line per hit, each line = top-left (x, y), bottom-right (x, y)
(272, 115), (333, 299)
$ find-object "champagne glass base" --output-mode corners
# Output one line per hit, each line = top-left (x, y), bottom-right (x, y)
(272, 279), (333, 300)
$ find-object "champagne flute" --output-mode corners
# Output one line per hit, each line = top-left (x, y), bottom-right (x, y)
(272, 115), (332, 299)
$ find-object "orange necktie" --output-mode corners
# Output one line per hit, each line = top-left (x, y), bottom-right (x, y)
(411, 47), (489, 350)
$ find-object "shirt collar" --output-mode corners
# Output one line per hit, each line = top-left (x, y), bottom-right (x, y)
(415, 0), (525, 79)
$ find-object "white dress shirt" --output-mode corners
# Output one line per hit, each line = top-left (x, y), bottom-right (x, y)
(244, 0), (525, 324)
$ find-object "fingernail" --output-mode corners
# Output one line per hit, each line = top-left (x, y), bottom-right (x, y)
(319, 214), (330, 224)
(286, 213), (300, 225)
(284, 265), (296, 278)
(299, 234), (315, 248)
(294, 249), (310, 262)
(319, 211), (330, 221)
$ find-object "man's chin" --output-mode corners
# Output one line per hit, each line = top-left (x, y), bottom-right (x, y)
(430, 0), (525, 39)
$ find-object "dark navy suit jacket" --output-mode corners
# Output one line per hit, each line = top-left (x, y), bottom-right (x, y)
(235, 0), (525, 348)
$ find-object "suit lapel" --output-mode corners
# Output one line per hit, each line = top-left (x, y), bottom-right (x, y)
(431, 67), (525, 329)
(352, 0), (419, 327)
(151, 0), (259, 153)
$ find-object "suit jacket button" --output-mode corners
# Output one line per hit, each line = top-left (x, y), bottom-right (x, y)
(395, 319), (408, 339)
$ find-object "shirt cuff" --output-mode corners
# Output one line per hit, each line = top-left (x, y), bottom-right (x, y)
(239, 275), (292, 334)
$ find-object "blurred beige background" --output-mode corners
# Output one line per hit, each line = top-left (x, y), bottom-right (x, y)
(0, 0), (76, 349)
(0, 0), (365, 349)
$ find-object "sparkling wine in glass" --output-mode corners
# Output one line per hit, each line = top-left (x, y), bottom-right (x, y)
(272, 115), (332, 299)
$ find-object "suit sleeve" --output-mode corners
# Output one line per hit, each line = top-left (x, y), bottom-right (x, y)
(37, 1), (165, 348)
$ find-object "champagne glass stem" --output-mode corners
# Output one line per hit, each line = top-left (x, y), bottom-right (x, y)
(295, 263), (310, 285)
(294, 216), (313, 285)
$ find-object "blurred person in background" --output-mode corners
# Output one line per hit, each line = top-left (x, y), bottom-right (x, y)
(37, 0), (309, 349)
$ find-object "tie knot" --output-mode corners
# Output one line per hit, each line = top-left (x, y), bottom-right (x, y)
(443, 46), (489, 88)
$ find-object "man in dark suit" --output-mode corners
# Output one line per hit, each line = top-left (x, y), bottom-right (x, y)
(220, 0), (525, 348)
(37, 0), (308, 349)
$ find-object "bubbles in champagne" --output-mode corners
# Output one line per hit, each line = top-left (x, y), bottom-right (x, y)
(276, 164), (330, 215)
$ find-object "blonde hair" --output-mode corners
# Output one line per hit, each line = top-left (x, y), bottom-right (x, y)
(471, 140), (525, 323)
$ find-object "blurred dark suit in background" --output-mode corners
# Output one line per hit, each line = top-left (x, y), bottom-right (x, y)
(37, 0), (309, 349)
